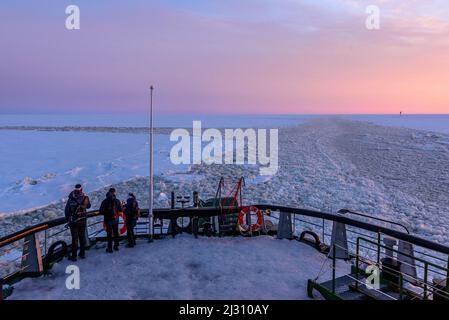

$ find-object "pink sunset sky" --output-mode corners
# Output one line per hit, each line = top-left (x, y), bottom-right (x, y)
(0, 0), (448, 114)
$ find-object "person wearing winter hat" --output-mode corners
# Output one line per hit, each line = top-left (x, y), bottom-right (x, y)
(124, 193), (140, 247)
(64, 184), (91, 261)
(99, 188), (123, 253)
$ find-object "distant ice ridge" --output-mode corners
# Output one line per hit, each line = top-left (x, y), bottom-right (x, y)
(348, 114), (449, 134)
(0, 114), (313, 128)
(2, 113), (447, 131)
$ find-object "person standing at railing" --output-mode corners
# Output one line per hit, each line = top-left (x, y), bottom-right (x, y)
(64, 184), (91, 261)
(100, 188), (123, 253)
(124, 193), (140, 248)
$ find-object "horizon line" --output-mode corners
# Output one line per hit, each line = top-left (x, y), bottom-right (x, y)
(1, 112), (449, 116)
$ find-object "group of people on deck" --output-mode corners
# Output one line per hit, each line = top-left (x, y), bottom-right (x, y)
(64, 184), (140, 261)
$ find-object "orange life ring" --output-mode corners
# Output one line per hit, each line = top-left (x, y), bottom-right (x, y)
(238, 206), (264, 233)
(103, 212), (127, 235)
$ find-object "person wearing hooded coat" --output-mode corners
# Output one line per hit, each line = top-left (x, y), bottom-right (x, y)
(124, 193), (140, 247)
(64, 184), (91, 261)
(99, 188), (123, 253)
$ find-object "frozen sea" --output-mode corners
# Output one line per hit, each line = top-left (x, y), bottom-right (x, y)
(0, 131), (180, 214)
(0, 113), (448, 214)
(0, 114), (314, 214)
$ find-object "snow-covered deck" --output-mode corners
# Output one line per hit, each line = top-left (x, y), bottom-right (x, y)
(10, 236), (351, 300)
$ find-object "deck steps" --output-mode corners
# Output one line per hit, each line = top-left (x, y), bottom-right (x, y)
(319, 274), (367, 300)
(312, 273), (404, 300)
(349, 282), (400, 300)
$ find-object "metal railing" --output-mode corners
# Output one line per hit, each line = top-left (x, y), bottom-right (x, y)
(338, 209), (410, 234)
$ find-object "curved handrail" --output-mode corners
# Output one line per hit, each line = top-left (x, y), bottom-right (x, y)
(253, 205), (449, 255)
(1, 205), (449, 256)
(0, 211), (101, 248)
(337, 209), (410, 234)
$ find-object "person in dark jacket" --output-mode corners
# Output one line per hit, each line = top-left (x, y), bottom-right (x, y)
(99, 188), (123, 253)
(64, 184), (91, 261)
(124, 193), (140, 248)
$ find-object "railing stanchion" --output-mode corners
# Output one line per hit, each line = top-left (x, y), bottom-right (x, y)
(322, 219), (325, 244)
(356, 238), (360, 290)
(290, 213), (293, 236)
(44, 229), (47, 255)
(377, 232), (381, 265)
(446, 256), (449, 293)
(332, 244), (336, 294)
(424, 262), (428, 300)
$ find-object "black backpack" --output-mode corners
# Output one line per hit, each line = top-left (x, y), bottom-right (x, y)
(126, 198), (140, 219)
(104, 198), (118, 220)
(67, 197), (82, 221)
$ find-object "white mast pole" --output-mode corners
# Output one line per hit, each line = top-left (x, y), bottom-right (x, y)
(148, 85), (154, 242)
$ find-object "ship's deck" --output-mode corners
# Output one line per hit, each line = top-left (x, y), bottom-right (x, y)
(10, 235), (351, 300)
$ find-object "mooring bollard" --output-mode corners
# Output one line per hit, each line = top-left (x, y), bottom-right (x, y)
(381, 257), (402, 291)
(432, 278), (449, 301)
